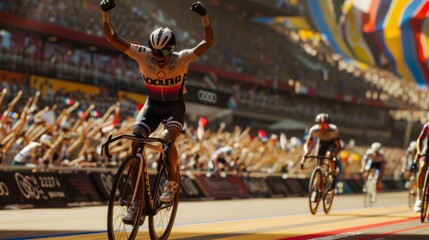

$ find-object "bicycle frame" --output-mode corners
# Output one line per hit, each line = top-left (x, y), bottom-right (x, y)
(305, 155), (334, 173)
(104, 133), (181, 240)
(102, 134), (168, 215)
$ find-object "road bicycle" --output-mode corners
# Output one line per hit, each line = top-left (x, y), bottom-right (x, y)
(363, 169), (378, 207)
(363, 168), (379, 207)
(102, 133), (180, 240)
(301, 155), (336, 215)
(417, 154), (429, 223)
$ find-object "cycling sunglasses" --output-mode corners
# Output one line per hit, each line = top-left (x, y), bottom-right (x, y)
(151, 48), (173, 57)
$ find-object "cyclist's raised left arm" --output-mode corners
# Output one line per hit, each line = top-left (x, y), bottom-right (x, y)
(190, 1), (215, 57)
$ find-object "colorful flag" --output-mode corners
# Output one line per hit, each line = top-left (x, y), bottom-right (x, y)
(258, 129), (268, 141)
(64, 98), (74, 105)
(90, 110), (101, 118)
(198, 116), (208, 128)
(9, 112), (19, 119)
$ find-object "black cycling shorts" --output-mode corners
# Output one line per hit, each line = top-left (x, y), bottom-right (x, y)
(133, 98), (185, 137)
(365, 160), (383, 172)
(317, 139), (337, 157)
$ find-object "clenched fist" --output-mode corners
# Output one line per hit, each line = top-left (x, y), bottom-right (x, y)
(191, 1), (207, 16)
(100, 0), (116, 11)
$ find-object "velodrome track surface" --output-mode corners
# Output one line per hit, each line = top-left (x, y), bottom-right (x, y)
(2, 191), (429, 239)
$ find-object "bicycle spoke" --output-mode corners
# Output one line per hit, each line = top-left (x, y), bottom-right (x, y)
(323, 174), (335, 214)
(149, 167), (179, 240)
(308, 169), (322, 215)
(108, 156), (143, 240)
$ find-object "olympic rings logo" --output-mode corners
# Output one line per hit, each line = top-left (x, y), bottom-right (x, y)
(15, 173), (41, 200)
(197, 90), (217, 104)
(0, 182), (9, 196)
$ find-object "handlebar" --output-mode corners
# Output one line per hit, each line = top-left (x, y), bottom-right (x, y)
(303, 155), (335, 161)
(300, 155), (335, 169)
(100, 134), (168, 159)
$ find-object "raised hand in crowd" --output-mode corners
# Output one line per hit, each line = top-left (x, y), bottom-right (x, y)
(0, 88), (7, 107)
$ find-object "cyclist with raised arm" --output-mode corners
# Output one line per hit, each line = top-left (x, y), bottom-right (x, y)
(360, 142), (386, 193)
(412, 120), (429, 212)
(100, 0), (214, 222)
(300, 113), (342, 192)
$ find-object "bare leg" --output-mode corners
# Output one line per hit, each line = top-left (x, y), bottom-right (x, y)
(417, 159), (429, 201)
(162, 127), (180, 181)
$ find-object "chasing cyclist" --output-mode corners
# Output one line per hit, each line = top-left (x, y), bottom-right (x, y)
(300, 113), (342, 194)
(412, 120), (429, 212)
(100, 0), (214, 221)
(402, 141), (417, 188)
(402, 141), (418, 175)
(360, 142), (386, 193)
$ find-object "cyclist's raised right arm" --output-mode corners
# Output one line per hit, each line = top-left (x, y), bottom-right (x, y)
(190, 1), (215, 57)
(100, 0), (131, 52)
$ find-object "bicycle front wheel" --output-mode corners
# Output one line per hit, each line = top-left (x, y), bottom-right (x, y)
(323, 173), (335, 214)
(364, 176), (377, 208)
(308, 169), (323, 215)
(149, 165), (180, 240)
(107, 156), (145, 240)
(420, 170), (429, 223)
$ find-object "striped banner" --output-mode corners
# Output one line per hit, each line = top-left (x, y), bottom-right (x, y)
(304, 0), (429, 87)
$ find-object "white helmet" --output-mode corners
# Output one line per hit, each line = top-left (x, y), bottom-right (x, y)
(149, 27), (176, 50)
(371, 142), (382, 152)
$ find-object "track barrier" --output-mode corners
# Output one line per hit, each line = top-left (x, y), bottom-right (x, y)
(0, 168), (408, 208)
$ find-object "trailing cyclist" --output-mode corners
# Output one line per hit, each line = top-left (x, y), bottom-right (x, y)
(100, 0), (215, 223)
(402, 141), (417, 188)
(360, 142), (386, 195)
(403, 141), (418, 176)
(300, 113), (342, 200)
(412, 120), (429, 212)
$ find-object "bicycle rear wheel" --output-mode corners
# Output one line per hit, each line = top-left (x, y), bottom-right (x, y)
(420, 170), (429, 223)
(107, 156), (145, 240)
(149, 165), (180, 240)
(308, 169), (322, 215)
(323, 173), (335, 214)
